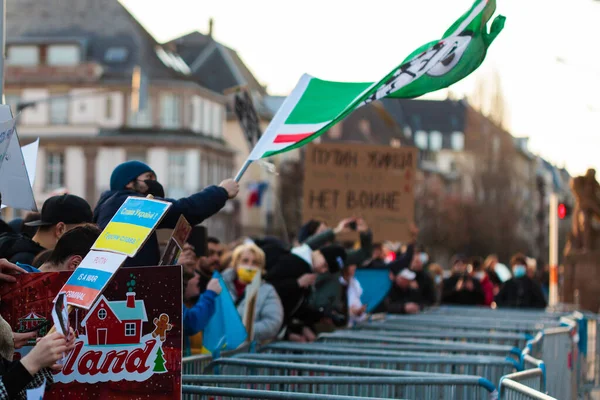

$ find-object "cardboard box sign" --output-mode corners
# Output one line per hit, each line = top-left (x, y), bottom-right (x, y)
(1, 266), (182, 400)
(302, 142), (417, 243)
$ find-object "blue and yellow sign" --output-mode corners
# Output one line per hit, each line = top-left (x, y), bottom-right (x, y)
(92, 197), (171, 257)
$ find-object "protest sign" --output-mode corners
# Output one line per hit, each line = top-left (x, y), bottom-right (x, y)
(1, 138), (39, 210)
(302, 142), (417, 242)
(58, 250), (127, 309)
(93, 196), (171, 257)
(0, 105), (35, 211)
(159, 215), (191, 266)
(1, 266), (182, 399)
(242, 272), (261, 341)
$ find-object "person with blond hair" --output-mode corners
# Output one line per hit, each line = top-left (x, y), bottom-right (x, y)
(222, 243), (284, 342)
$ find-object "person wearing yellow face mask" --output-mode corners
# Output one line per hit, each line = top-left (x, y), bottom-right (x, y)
(221, 243), (284, 342)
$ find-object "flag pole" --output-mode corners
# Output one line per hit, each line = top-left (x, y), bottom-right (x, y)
(234, 159), (252, 182)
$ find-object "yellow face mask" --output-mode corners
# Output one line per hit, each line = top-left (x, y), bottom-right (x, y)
(237, 265), (259, 284)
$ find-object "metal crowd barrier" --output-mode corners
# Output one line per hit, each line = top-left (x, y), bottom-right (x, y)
(182, 385), (394, 399)
(183, 374), (498, 399)
(235, 353), (517, 386)
(318, 332), (523, 359)
(498, 380), (557, 400)
(182, 306), (599, 399)
(351, 326), (530, 348)
(262, 341), (518, 358)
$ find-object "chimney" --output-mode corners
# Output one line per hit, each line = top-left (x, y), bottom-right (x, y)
(208, 18), (214, 37)
(126, 292), (136, 308)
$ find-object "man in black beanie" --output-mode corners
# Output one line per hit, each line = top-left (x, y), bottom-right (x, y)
(267, 243), (346, 342)
(94, 160), (239, 267)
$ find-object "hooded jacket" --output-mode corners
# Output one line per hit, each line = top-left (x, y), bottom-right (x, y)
(93, 186), (228, 267)
(0, 233), (45, 265)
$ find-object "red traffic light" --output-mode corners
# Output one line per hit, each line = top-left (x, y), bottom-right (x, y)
(558, 203), (567, 219)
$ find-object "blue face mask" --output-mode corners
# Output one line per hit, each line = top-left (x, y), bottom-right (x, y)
(513, 265), (526, 278)
(419, 253), (429, 265)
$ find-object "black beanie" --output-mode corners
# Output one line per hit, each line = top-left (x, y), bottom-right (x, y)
(320, 245), (346, 274)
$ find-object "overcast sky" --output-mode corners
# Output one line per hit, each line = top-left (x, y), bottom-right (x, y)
(122, 0), (600, 176)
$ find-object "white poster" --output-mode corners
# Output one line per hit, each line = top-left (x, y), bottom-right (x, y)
(0, 105), (37, 211)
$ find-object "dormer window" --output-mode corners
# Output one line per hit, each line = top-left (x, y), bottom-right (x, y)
(105, 47), (129, 63)
(7, 45), (39, 66)
(47, 44), (80, 66)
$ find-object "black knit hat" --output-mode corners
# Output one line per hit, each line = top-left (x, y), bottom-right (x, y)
(320, 244), (346, 274)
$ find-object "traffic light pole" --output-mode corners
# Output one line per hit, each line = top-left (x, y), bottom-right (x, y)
(549, 193), (559, 306)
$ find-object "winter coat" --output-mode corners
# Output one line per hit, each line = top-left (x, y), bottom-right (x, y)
(222, 268), (284, 342)
(495, 277), (547, 309)
(266, 246), (315, 323)
(442, 275), (486, 306)
(384, 284), (424, 314)
(93, 186), (228, 267)
(0, 233), (45, 265)
(414, 269), (436, 307)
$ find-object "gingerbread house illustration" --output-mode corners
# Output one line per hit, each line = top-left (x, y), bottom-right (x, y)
(81, 292), (148, 346)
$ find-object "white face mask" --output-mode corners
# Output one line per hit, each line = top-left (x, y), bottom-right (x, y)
(434, 275), (442, 285)
(475, 271), (485, 280)
(419, 253), (429, 264)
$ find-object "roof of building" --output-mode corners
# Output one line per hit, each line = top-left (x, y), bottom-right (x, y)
(320, 102), (413, 147)
(382, 98), (467, 134)
(167, 30), (267, 96)
(81, 295), (148, 326)
(5, 0), (201, 84)
(110, 299), (148, 322)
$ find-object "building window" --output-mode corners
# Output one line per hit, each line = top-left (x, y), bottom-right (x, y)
(105, 96), (113, 119)
(126, 150), (146, 163)
(414, 130), (428, 150)
(160, 93), (181, 129)
(98, 309), (107, 320)
(168, 151), (187, 198)
(429, 131), (443, 151)
(125, 323), (136, 336)
(104, 47), (129, 63)
(213, 105), (222, 137)
(451, 131), (465, 151)
(49, 97), (69, 125)
(47, 44), (80, 66)
(45, 151), (65, 191)
(6, 45), (39, 66)
(129, 99), (152, 127)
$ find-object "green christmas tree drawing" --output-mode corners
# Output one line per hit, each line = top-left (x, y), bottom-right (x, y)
(153, 347), (168, 373)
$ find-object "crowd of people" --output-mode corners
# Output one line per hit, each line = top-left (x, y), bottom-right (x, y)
(0, 159), (550, 398)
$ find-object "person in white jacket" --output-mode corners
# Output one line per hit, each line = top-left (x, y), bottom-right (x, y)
(340, 263), (367, 327)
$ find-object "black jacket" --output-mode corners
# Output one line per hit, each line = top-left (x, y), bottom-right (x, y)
(0, 233), (45, 265)
(385, 284), (424, 314)
(415, 270), (436, 307)
(495, 277), (547, 309)
(442, 275), (485, 306)
(93, 186), (228, 267)
(266, 252), (313, 322)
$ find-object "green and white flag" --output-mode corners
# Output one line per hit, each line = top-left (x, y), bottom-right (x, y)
(237, 0), (505, 179)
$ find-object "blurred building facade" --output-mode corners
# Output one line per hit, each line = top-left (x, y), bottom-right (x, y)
(4, 0), (239, 241)
(168, 27), (296, 239)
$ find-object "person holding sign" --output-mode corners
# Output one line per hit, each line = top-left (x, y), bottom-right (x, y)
(94, 161), (239, 267)
(222, 243), (283, 342)
(0, 327), (75, 400)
